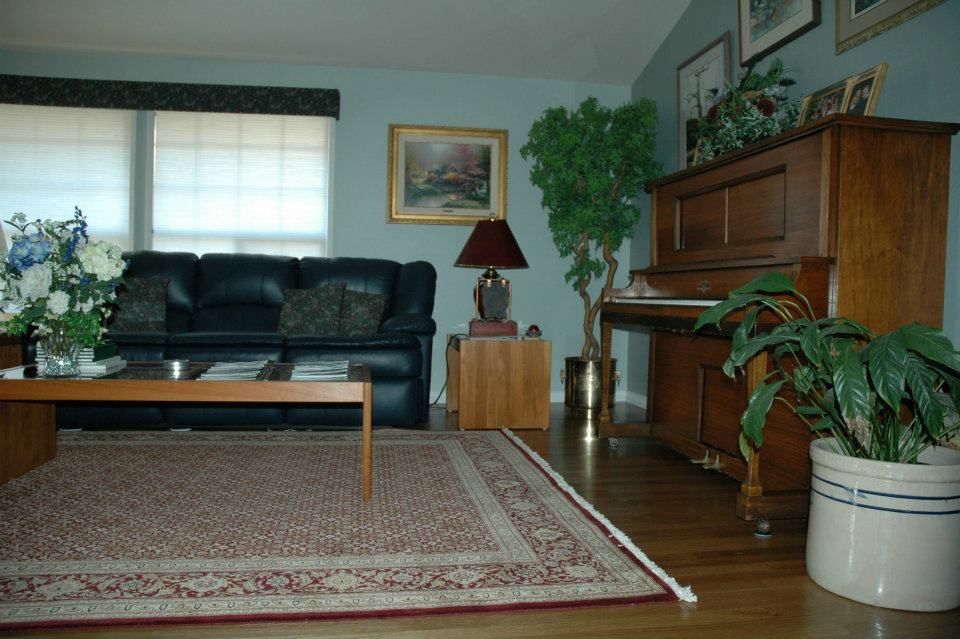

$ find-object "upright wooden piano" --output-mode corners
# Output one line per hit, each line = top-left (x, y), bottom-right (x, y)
(599, 114), (959, 520)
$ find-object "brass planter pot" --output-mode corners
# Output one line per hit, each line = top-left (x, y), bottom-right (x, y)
(561, 356), (618, 411)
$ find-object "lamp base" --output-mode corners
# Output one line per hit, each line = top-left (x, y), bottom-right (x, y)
(469, 319), (518, 337)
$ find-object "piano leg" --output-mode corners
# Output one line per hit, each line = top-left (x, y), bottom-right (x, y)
(597, 318), (614, 439)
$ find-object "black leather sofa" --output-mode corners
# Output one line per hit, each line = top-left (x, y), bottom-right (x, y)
(57, 251), (437, 429)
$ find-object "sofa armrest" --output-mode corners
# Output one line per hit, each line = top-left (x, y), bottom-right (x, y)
(382, 313), (436, 335)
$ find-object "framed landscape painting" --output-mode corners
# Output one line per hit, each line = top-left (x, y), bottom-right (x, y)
(677, 32), (730, 169)
(387, 124), (507, 225)
(738, 0), (821, 66)
(836, 0), (945, 53)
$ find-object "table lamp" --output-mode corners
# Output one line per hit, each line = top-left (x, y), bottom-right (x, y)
(454, 215), (528, 336)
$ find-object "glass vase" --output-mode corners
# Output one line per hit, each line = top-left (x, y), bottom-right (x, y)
(39, 324), (81, 378)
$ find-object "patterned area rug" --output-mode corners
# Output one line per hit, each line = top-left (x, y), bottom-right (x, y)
(0, 429), (694, 629)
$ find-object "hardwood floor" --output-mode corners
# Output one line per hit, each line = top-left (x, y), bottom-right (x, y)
(15, 404), (960, 638)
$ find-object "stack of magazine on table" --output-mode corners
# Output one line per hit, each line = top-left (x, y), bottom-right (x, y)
(291, 360), (350, 381)
(36, 340), (127, 377)
(198, 361), (268, 380)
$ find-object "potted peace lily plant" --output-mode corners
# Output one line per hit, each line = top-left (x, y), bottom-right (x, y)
(0, 207), (125, 377)
(695, 272), (960, 612)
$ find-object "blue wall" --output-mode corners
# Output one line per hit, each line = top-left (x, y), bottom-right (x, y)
(629, 0), (960, 399)
(0, 48), (632, 402)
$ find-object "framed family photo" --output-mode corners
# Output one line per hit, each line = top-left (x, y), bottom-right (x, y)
(836, 0), (945, 53)
(677, 32), (730, 169)
(387, 124), (507, 225)
(738, 0), (820, 66)
(798, 63), (888, 125)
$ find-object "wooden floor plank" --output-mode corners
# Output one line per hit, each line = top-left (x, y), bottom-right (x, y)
(11, 403), (960, 638)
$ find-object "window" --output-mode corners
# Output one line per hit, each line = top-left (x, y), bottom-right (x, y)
(152, 111), (331, 256)
(0, 104), (133, 249)
(0, 105), (332, 257)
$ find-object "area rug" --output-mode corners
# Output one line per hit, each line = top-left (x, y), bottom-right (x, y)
(0, 429), (694, 629)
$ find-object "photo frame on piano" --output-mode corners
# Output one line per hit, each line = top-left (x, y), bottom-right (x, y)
(676, 32), (730, 170)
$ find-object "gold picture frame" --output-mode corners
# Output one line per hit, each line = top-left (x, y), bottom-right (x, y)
(843, 63), (888, 116)
(387, 124), (507, 225)
(836, 0), (945, 54)
(798, 80), (851, 126)
(798, 63), (888, 125)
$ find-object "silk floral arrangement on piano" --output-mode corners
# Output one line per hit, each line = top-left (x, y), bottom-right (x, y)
(0, 207), (125, 347)
(692, 59), (800, 165)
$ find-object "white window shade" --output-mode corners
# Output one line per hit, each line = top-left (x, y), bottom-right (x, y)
(0, 104), (133, 249)
(153, 111), (330, 257)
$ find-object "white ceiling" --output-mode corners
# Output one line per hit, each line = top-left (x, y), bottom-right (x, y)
(0, 0), (690, 85)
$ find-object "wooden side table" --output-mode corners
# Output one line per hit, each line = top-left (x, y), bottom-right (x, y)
(446, 336), (551, 430)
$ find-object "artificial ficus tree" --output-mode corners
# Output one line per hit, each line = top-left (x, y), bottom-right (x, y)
(520, 96), (661, 359)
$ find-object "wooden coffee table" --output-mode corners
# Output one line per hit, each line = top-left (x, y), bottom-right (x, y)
(0, 362), (374, 501)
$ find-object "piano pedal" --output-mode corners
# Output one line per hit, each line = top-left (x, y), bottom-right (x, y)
(753, 517), (772, 539)
(690, 452), (712, 465)
(704, 454), (724, 470)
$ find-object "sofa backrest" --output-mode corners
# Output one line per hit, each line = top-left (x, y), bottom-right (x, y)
(191, 254), (299, 332)
(120, 251), (436, 334)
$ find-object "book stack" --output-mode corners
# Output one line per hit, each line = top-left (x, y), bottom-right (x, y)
(36, 340), (128, 377)
(199, 361), (268, 380)
(78, 355), (127, 376)
(291, 360), (350, 381)
(37, 339), (118, 363)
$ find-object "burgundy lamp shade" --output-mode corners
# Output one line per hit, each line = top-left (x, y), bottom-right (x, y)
(454, 218), (528, 270)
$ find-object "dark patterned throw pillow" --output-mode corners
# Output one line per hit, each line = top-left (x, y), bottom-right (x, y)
(278, 284), (346, 336)
(111, 277), (168, 332)
(339, 289), (387, 337)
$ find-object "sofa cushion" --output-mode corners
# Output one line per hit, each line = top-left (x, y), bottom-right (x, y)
(121, 251), (198, 333)
(339, 290), (386, 336)
(278, 284), (345, 336)
(111, 277), (168, 332)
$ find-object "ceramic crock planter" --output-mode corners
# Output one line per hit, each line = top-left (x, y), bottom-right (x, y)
(806, 438), (960, 611)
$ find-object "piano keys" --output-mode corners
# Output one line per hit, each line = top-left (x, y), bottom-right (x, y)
(599, 114), (960, 521)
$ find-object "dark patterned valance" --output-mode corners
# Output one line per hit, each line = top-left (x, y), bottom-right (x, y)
(0, 74), (340, 119)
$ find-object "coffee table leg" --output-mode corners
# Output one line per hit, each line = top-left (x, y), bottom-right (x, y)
(1, 401), (57, 484)
(361, 381), (372, 502)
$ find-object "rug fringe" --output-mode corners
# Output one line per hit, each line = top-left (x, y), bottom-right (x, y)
(500, 429), (698, 603)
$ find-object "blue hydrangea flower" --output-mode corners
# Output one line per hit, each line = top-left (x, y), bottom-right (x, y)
(7, 233), (53, 272)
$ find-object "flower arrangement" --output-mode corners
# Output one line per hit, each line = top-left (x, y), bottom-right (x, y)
(0, 207), (125, 346)
(693, 59), (800, 165)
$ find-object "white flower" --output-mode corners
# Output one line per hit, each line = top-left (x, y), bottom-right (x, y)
(47, 290), (70, 316)
(77, 240), (124, 281)
(18, 263), (53, 301)
(78, 298), (96, 313)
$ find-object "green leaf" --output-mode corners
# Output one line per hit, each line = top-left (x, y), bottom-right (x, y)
(741, 379), (784, 448)
(730, 272), (797, 296)
(731, 308), (758, 353)
(800, 322), (824, 367)
(831, 341), (872, 426)
(738, 432), (751, 460)
(866, 332), (907, 412)
(796, 405), (825, 416)
(729, 333), (799, 368)
(694, 294), (770, 331)
(904, 352), (945, 439)
(811, 415), (839, 431)
(899, 323), (960, 373)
